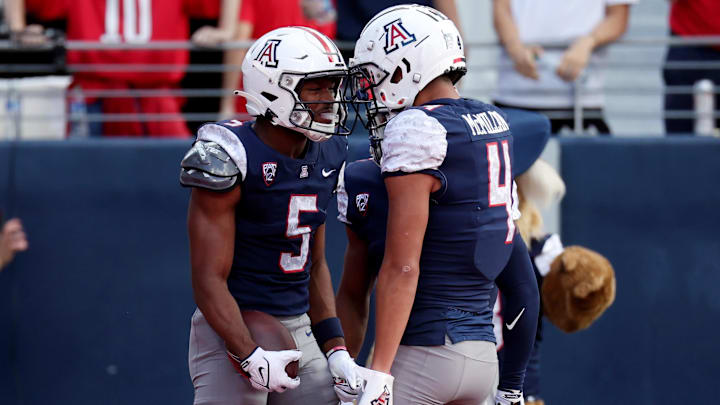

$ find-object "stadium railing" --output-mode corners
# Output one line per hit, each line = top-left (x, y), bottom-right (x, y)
(0, 36), (719, 138)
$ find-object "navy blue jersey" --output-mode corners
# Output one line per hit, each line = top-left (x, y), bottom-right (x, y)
(198, 120), (347, 316)
(342, 98), (521, 346)
(337, 158), (388, 276)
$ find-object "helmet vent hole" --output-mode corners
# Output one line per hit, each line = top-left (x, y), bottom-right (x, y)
(402, 58), (411, 73)
(390, 66), (403, 84)
(261, 92), (278, 102)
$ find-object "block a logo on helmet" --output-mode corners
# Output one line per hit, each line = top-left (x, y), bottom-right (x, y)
(383, 19), (416, 54)
(254, 39), (281, 68)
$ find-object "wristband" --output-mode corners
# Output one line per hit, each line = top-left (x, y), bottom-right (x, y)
(311, 317), (344, 348)
(325, 345), (347, 358)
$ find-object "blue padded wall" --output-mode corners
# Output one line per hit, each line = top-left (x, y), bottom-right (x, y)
(1, 135), (719, 405)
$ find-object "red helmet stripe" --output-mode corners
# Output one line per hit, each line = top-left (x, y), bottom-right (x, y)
(298, 27), (334, 63)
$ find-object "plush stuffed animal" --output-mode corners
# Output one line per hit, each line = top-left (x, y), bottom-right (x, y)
(542, 246), (616, 333)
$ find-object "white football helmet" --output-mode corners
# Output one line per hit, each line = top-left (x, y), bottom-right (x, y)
(350, 4), (466, 111)
(235, 26), (350, 142)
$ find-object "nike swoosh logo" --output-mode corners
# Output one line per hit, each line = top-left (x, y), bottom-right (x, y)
(258, 362), (270, 388)
(305, 329), (312, 337)
(322, 168), (336, 177)
(505, 307), (525, 330)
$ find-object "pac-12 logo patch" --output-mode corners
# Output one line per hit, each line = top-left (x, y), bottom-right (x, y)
(355, 193), (369, 216)
(255, 39), (281, 68)
(383, 19), (416, 54)
(370, 386), (391, 405)
(262, 162), (278, 186)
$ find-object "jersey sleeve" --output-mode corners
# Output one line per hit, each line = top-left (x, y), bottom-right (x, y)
(196, 124), (248, 181)
(336, 162), (351, 225)
(380, 109), (448, 175)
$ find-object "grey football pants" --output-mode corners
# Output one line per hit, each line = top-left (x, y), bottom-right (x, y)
(391, 337), (498, 405)
(188, 308), (337, 405)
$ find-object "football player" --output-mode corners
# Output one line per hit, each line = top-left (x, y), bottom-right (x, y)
(181, 27), (361, 405)
(345, 5), (540, 405)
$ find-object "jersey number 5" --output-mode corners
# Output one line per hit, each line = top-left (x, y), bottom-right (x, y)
(487, 141), (515, 244)
(280, 195), (318, 273)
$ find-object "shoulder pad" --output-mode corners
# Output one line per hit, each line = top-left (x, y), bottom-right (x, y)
(381, 109), (448, 174)
(180, 140), (240, 191)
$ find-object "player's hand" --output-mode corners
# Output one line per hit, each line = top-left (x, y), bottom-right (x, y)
(0, 218), (28, 270)
(507, 43), (543, 80)
(495, 388), (525, 405)
(227, 346), (301, 393)
(326, 347), (362, 402)
(556, 35), (595, 82)
(357, 367), (394, 405)
(191, 26), (234, 46)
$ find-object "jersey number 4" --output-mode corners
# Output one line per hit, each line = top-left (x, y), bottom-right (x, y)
(280, 195), (318, 273)
(487, 141), (515, 244)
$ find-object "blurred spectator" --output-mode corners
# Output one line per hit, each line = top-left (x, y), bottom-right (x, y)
(0, 218), (28, 271)
(335, 0), (463, 62)
(663, 0), (720, 135)
(5, 0), (240, 138)
(218, 0), (336, 119)
(493, 0), (636, 135)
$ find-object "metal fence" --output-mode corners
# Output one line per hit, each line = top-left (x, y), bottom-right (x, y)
(1, 36), (719, 139)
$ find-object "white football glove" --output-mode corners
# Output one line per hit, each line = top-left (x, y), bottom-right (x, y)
(326, 347), (362, 402)
(495, 389), (525, 405)
(228, 347), (301, 393)
(357, 367), (394, 405)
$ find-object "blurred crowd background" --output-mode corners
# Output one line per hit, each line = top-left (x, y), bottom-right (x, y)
(0, 0), (718, 140)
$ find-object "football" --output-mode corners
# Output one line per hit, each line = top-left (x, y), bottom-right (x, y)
(241, 310), (300, 378)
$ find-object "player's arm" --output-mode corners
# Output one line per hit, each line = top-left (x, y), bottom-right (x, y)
(370, 173), (437, 373)
(189, 187), (301, 392)
(492, 0), (542, 80)
(556, 3), (631, 81)
(308, 223), (346, 351)
(335, 225), (373, 358)
(188, 187), (257, 357)
(184, 127), (300, 392)
(308, 223), (363, 399)
(191, 0), (241, 46)
(494, 236), (540, 404)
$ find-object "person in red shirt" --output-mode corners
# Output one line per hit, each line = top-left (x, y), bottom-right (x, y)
(5, 0), (240, 137)
(664, 0), (720, 135)
(217, 0), (336, 119)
